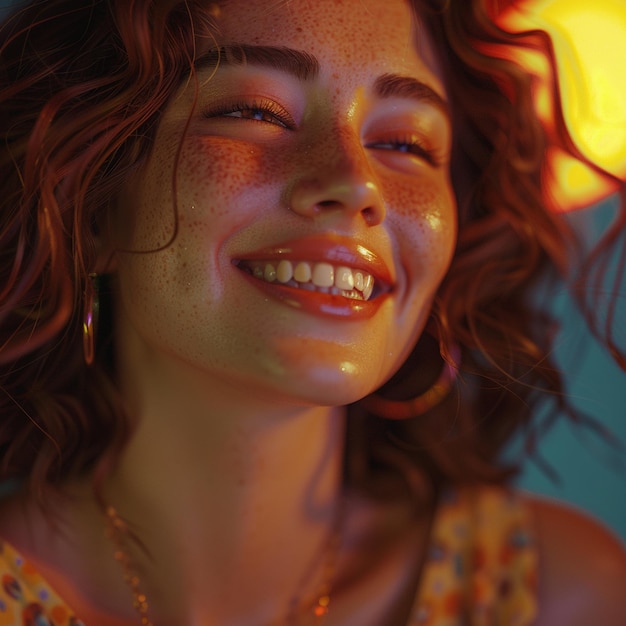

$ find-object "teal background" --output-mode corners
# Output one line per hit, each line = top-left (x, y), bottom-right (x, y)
(1, 1), (624, 541)
(514, 196), (626, 542)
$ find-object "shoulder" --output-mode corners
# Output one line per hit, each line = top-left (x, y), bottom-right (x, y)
(523, 494), (626, 625)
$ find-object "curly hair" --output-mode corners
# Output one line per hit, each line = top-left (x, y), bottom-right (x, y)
(0, 0), (218, 492)
(0, 0), (624, 500)
(348, 0), (626, 493)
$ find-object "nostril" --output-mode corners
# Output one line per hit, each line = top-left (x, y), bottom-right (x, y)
(362, 207), (377, 224)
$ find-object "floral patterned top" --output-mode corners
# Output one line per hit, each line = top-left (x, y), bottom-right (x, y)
(0, 487), (537, 626)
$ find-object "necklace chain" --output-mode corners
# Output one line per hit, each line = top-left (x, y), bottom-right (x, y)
(104, 503), (341, 626)
(105, 506), (153, 625)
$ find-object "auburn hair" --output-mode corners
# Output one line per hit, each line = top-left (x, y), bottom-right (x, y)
(0, 0), (623, 499)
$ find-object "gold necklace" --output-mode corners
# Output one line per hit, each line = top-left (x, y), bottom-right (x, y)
(104, 502), (343, 626)
(105, 506), (152, 625)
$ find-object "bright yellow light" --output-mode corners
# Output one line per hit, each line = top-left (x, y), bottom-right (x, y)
(498, 0), (626, 209)
(539, 1), (626, 166)
(545, 148), (616, 210)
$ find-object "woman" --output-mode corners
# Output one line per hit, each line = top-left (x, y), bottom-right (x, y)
(0, 0), (624, 624)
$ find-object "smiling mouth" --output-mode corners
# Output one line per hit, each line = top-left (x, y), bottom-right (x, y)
(236, 259), (379, 301)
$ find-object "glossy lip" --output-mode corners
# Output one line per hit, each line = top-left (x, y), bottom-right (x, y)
(233, 235), (395, 320)
(235, 234), (394, 282)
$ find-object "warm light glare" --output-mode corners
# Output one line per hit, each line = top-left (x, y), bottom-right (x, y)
(499, 0), (626, 210)
(545, 148), (616, 210)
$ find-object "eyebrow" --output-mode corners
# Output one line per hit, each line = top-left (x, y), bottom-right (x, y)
(194, 44), (449, 118)
(195, 44), (320, 81)
(374, 73), (450, 120)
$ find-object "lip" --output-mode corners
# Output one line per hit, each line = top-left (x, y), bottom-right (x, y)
(233, 235), (394, 320)
(235, 235), (394, 282)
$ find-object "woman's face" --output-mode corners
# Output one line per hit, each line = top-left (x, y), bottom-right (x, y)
(113, 0), (456, 407)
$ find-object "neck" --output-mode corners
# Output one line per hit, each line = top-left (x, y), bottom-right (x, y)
(100, 333), (347, 624)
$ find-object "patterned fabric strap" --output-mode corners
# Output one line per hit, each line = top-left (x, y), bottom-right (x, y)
(0, 540), (84, 626)
(408, 487), (538, 626)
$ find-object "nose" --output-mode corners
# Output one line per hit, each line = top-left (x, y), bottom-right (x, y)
(287, 126), (386, 226)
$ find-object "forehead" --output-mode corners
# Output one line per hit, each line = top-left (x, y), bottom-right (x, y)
(207, 0), (444, 90)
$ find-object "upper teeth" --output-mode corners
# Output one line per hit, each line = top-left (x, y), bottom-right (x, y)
(242, 260), (375, 300)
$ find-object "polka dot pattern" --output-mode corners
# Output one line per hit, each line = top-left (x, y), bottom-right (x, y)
(0, 542), (84, 626)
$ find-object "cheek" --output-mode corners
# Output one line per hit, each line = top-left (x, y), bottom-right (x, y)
(119, 133), (289, 252)
(175, 137), (288, 228)
(386, 176), (457, 276)
(179, 140), (265, 212)
(114, 143), (178, 253)
(115, 135), (294, 327)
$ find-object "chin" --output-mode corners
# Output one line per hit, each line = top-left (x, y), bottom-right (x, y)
(269, 366), (384, 409)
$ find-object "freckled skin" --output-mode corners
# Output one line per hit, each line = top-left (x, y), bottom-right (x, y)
(112, 0), (457, 408)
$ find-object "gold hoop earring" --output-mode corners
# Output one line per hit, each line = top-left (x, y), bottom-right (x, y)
(83, 273), (99, 366)
(363, 339), (460, 420)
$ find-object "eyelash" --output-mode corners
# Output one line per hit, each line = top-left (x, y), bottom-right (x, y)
(203, 98), (295, 129)
(366, 135), (439, 166)
(203, 102), (439, 166)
